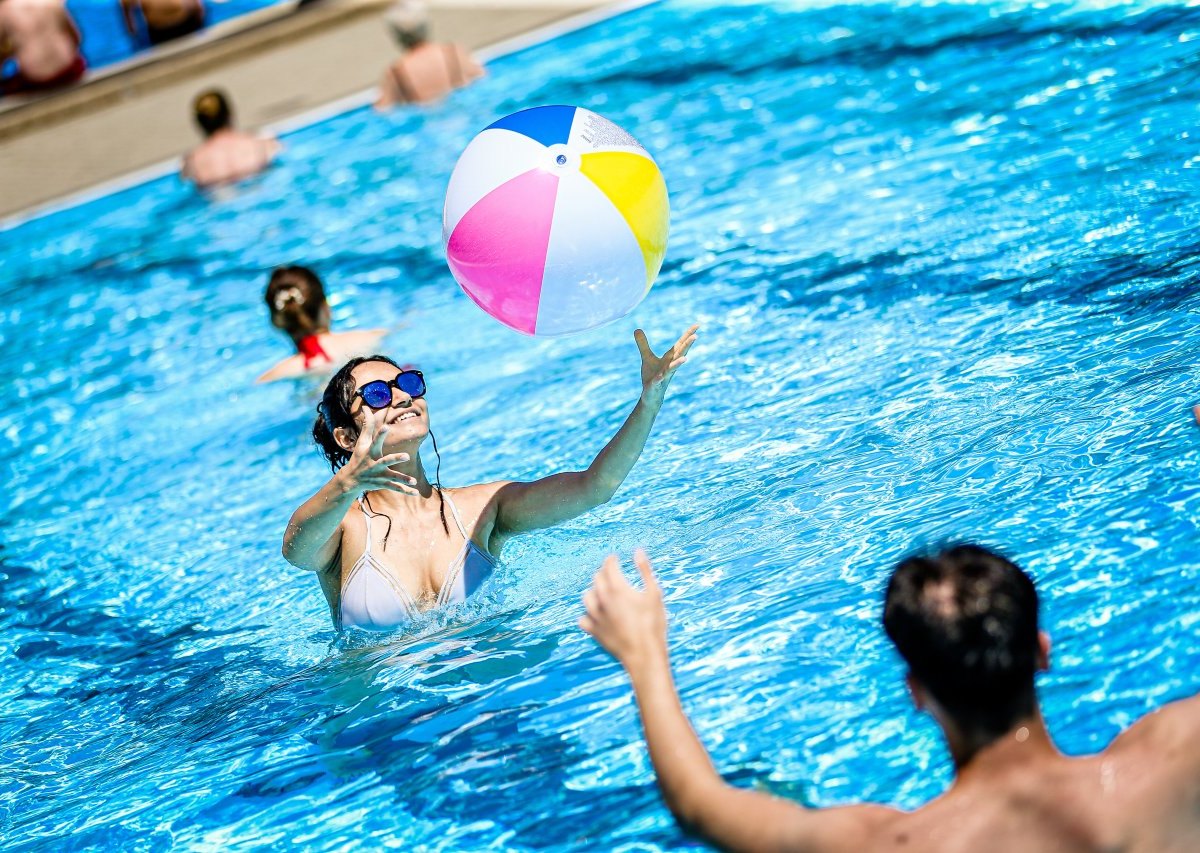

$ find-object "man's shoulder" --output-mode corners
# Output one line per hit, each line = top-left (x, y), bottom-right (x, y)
(1110, 694), (1200, 753)
(1105, 694), (1200, 799)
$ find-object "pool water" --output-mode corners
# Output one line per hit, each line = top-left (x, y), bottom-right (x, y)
(3, 0), (1200, 848)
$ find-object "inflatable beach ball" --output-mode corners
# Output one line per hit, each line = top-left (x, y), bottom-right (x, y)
(443, 105), (669, 337)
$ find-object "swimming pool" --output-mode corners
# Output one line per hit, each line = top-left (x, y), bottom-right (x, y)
(3, 0), (1200, 847)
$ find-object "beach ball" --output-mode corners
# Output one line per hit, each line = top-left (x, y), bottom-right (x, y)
(443, 105), (669, 336)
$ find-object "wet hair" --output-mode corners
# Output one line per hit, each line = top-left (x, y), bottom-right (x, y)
(265, 266), (330, 347)
(193, 89), (232, 136)
(313, 356), (447, 541)
(883, 544), (1040, 739)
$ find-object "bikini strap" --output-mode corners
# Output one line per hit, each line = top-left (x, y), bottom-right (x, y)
(440, 489), (470, 539)
(358, 497), (374, 554)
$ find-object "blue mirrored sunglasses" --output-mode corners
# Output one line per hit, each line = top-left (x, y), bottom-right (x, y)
(354, 370), (426, 409)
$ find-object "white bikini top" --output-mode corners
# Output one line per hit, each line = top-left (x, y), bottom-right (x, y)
(338, 490), (496, 631)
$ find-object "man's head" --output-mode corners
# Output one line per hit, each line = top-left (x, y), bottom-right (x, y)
(883, 544), (1046, 740)
(193, 89), (232, 137)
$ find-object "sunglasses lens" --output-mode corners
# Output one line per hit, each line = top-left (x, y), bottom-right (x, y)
(360, 381), (392, 408)
(396, 372), (426, 398)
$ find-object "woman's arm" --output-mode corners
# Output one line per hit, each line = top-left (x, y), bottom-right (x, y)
(283, 408), (418, 572)
(490, 325), (698, 545)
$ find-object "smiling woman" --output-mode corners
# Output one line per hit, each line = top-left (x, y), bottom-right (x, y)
(282, 324), (698, 631)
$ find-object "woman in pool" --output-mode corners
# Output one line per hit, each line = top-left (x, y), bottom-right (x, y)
(257, 265), (388, 383)
(282, 324), (698, 630)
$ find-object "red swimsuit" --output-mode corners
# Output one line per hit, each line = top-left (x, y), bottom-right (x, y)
(297, 335), (331, 368)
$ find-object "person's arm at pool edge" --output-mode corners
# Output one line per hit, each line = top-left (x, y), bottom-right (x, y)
(282, 408), (417, 572)
(120, 0), (140, 37)
(581, 551), (898, 853)
(489, 324), (699, 544)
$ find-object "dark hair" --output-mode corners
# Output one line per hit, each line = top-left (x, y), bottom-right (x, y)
(313, 356), (447, 539)
(265, 266), (330, 347)
(883, 544), (1040, 738)
(193, 89), (232, 136)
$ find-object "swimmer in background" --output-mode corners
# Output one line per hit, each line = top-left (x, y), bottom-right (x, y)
(257, 265), (388, 384)
(282, 324), (698, 631)
(0, 0), (86, 96)
(121, 0), (205, 47)
(182, 89), (281, 188)
(581, 544), (1200, 852)
(373, 0), (483, 109)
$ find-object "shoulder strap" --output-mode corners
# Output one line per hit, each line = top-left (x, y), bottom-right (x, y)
(440, 489), (470, 539)
(358, 498), (374, 554)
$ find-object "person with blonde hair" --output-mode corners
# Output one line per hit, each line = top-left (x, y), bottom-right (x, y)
(257, 266), (388, 383)
(182, 88), (281, 188)
(374, 0), (483, 109)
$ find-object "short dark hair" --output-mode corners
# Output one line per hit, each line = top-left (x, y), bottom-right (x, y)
(265, 266), (329, 345)
(883, 544), (1040, 737)
(193, 89), (232, 136)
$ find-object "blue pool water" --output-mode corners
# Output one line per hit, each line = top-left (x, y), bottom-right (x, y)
(3, 0), (1200, 847)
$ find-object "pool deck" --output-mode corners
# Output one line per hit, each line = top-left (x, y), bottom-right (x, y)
(0, 0), (615, 222)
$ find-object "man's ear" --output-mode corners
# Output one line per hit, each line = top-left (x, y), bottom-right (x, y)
(1036, 631), (1051, 672)
(333, 425), (357, 453)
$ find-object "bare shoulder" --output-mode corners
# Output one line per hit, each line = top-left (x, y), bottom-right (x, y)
(1112, 695), (1200, 748)
(256, 354), (306, 384)
(446, 482), (513, 546)
(446, 481), (511, 515)
(340, 328), (388, 348)
(1108, 694), (1200, 784)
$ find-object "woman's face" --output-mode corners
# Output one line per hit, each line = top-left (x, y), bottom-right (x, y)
(347, 361), (429, 447)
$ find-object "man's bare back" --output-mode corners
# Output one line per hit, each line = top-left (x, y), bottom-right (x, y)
(182, 129), (279, 188)
(0, 0), (82, 86)
(375, 42), (483, 108)
(840, 703), (1200, 852)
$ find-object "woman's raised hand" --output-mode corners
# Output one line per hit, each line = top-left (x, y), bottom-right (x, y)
(636, 324), (699, 408)
(335, 407), (420, 496)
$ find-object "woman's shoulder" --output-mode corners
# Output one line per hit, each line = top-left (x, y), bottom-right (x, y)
(444, 481), (514, 514)
(256, 353), (306, 383)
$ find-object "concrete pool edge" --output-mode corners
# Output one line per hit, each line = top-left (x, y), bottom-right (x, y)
(0, 0), (655, 232)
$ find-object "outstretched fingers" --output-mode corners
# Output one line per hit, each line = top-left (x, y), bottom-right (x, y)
(368, 419), (391, 459)
(674, 324), (700, 355)
(633, 548), (660, 594)
(375, 451), (411, 468)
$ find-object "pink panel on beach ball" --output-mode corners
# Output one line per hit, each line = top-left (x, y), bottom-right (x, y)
(446, 169), (560, 336)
